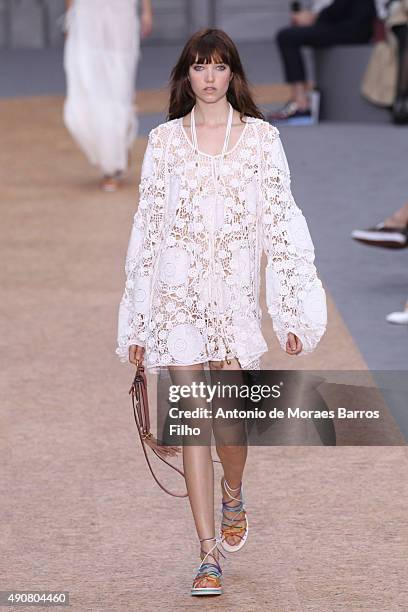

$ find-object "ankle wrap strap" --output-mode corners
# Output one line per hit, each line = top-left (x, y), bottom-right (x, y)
(200, 537), (218, 543)
(198, 536), (226, 570)
(222, 499), (244, 511)
(223, 478), (244, 504)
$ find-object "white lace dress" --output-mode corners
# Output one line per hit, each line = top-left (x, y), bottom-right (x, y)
(63, 0), (140, 175)
(116, 117), (327, 370)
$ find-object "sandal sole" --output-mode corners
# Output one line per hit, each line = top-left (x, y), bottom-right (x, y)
(191, 588), (223, 596)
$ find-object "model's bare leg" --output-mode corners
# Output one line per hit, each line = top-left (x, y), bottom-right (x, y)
(167, 363), (219, 588)
(209, 357), (248, 547)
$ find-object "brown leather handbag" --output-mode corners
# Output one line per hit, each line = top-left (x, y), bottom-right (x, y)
(129, 360), (188, 497)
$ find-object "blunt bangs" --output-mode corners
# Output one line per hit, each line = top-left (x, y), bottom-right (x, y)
(189, 35), (230, 66)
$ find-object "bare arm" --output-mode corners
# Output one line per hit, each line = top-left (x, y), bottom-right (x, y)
(140, 0), (153, 39)
(291, 10), (317, 27)
(65, 0), (73, 9)
(141, 0), (152, 13)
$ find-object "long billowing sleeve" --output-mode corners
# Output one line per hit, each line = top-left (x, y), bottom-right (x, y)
(116, 128), (166, 362)
(260, 124), (327, 354)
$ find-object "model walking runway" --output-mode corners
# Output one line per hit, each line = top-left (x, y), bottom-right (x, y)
(63, 0), (152, 191)
(1, 85), (406, 608)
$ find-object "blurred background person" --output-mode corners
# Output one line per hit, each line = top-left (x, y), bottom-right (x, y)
(388, 0), (408, 123)
(362, 0), (408, 123)
(269, 0), (377, 125)
(352, 198), (408, 325)
(351, 199), (408, 248)
(63, 0), (153, 192)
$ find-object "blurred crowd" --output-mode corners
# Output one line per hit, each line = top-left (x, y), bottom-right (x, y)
(268, 0), (408, 126)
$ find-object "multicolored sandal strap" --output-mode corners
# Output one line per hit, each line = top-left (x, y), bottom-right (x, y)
(221, 480), (247, 542)
(195, 562), (222, 578)
(221, 517), (247, 539)
(198, 536), (226, 567)
(192, 536), (225, 590)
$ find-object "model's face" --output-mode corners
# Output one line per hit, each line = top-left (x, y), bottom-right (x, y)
(188, 57), (232, 104)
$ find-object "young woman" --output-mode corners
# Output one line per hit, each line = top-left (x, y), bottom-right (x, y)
(116, 29), (327, 596)
(63, 0), (153, 192)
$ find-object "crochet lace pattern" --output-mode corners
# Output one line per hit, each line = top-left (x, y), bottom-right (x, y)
(116, 117), (327, 370)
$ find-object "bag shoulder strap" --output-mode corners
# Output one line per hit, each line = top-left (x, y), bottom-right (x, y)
(130, 368), (188, 498)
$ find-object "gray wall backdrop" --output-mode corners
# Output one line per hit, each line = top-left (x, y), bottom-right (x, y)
(0, 0), (295, 48)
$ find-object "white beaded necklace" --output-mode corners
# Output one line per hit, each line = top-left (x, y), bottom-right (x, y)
(190, 102), (234, 182)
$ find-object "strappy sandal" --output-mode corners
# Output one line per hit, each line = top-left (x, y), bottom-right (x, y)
(219, 477), (249, 553)
(191, 536), (225, 596)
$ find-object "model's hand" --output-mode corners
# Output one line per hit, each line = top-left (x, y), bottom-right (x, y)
(285, 333), (303, 355)
(291, 10), (316, 27)
(129, 344), (145, 365)
(140, 9), (153, 39)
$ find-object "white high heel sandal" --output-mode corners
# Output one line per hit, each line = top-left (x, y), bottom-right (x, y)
(219, 477), (249, 553)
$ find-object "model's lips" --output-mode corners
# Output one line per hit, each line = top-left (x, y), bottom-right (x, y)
(204, 87), (216, 92)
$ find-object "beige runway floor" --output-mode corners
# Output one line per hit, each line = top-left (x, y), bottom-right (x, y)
(1, 96), (407, 611)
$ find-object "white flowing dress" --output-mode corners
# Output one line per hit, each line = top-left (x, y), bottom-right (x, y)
(64, 0), (140, 175)
(116, 117), (327, 371)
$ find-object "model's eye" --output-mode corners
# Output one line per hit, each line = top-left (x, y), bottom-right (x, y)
(193, 65), (204, 70)
(216, 65), (226, 70)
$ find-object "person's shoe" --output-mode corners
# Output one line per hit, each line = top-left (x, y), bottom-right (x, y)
(267, 101), (315, 126)
(392, 95), (408, 125)
(351, 223), (408, 249)
(386, 305), (408, 325)
(191, 537), (225, 596)
(219, 477), (249, 553)
(101, 175), (121, 192)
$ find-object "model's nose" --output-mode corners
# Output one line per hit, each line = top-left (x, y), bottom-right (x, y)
(205, 67), (215, 82)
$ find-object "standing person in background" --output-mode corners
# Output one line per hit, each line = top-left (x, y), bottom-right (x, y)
(269, 0), (377, 124)
(63, 0), (153, 192)
(351, 197), (408, 325)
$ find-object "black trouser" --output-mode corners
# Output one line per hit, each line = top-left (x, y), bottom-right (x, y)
(276, 24), (372, 83)
(393, 25), (408, 97)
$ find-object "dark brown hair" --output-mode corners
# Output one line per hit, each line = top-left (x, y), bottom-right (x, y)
(167, 28), (265, 121)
